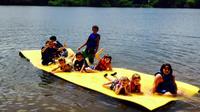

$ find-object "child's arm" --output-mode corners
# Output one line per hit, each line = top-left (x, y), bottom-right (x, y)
(125, 86), (131, 96)
(137, 84), (143, 94)
(57, 42), (67, 52)
(151, 74), (162, 93)
(78, 39), (89, 51)
(51, 66), (60, 72)
(115, 85), (122, 95)
(41, 45), (49, 53)
(85, 67), (98, 73)
(80, 64), (85, 73)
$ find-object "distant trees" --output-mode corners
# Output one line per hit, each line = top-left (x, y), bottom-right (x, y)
(150, 0), (200, 8)
(0, 0), (199, 8)
(0, 0), (48, 5)
(48, 0), (133, 7)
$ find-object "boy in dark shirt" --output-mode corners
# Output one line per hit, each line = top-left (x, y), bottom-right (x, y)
(41, 40), (57, 65)
(74, 52), (88, 72)
(49, 36), (63, 48)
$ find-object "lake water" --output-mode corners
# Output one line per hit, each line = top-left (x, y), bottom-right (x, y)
(0, 6), (200, 112)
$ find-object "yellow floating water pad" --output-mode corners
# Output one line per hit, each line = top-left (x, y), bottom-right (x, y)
(19, 49), (199, 111)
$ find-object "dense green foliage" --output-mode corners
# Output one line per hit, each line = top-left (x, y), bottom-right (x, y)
(150, 0), (200, 8)
(0, 0), (199, 8)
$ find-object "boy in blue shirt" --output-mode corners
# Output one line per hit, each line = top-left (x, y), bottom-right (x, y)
(78, 25), (100, 64)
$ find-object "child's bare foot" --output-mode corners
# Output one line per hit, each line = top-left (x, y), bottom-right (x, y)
(111, 72), (117, 76)
(104, 73), (108, 78)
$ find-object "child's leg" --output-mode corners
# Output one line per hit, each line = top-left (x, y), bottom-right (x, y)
(102, 81), (113, 90)
(102, 84), (111, 89)
(104, 76), (114, 82)
(104, 74), (116, 82)
(84, 58), (91, 66)
(111, 72), (118, 79)
(95, 48), (104, 61)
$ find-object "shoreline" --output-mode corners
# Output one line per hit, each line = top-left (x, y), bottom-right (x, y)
(0, 5), (200, 9)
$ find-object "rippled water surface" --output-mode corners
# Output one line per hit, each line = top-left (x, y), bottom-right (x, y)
(0, 6), (200, 112)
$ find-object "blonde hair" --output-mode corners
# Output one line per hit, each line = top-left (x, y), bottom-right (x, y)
(120, 76), (130, 82)
(131, 73), (141, 80)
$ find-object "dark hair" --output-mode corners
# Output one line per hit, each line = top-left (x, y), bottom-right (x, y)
(45, 40), (50, 44)
(49, 36), (57, 41)
(92, 25), (99, 31)
(160, 63), (173, 75)
(103, 54), (112, 62)
(76, 52), (83, 57)
(58, 57), (66, 63)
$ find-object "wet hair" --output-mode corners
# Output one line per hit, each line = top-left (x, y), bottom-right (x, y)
(103, 54), (112, 63)
(49, 36), (57, 41)
(58, 57), (66, 63)
(92, 25), (99, 31)
(160, 63), (173, 75)
(131, 73), (141, 80)
(76, 52), (83, 57)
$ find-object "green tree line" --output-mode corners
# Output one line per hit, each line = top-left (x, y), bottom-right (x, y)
(0, 0), (199, 8)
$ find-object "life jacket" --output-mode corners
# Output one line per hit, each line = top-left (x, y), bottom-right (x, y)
(155, 72), (177, 94)
(95, 59), (109, 71)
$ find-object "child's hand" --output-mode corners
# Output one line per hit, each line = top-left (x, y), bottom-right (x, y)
(80, 70), (84, 73)
(127, 93), (132, 96)
(77, 47), (81, 51)
(137, 92), (144, 95)
(50, 71), (55, 74)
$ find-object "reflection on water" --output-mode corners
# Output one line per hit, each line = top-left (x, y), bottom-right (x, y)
(39, 72), (56, 84)
(0, 6), (200, 112)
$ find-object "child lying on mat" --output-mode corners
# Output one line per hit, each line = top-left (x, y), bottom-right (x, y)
(51, 57), (72, 73)
(85, 48), (112, 72)
(73, 52), (89, 72)
(103, 73), (143, 95)
(129, 73), (143, 94)
(103, 73), (130, 95)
